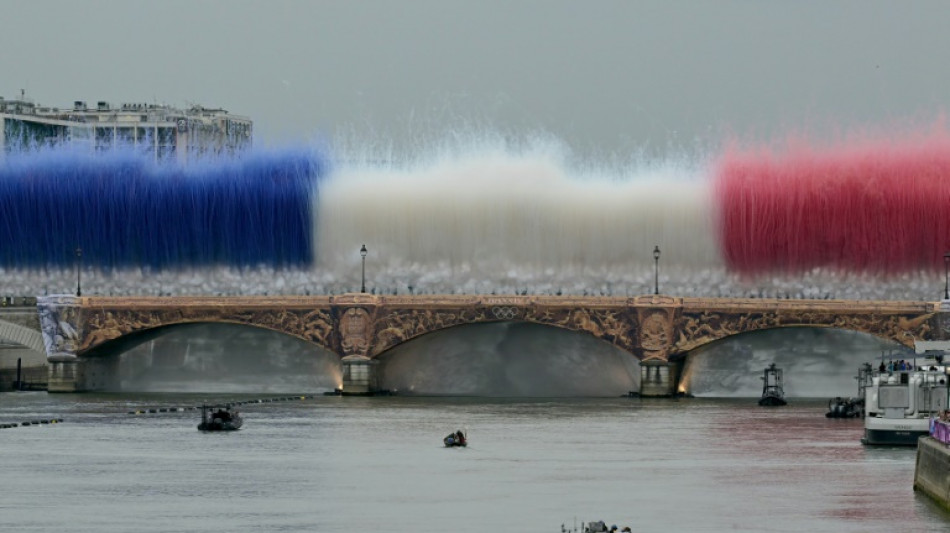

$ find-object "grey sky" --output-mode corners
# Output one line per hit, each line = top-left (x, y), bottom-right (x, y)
(2, 0), (948, 158)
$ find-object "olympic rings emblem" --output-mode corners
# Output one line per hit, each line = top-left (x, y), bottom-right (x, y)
(492, 306), (519, 320)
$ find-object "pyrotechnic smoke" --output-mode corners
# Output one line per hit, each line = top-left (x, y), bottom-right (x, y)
(318, 138), (717, 294)
(0, 145), (324, 270)
(0, 126), (947, 300)
(715, 126), (950, 276)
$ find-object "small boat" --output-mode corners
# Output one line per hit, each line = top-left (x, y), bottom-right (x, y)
(565, 521), (631, 533)
(444, 429), (467, 447)
(758, 363), (787, 406)
(198, 405), (243, 431)
(826, 396), (863, 418)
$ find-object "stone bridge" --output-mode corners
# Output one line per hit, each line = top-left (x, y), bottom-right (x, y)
(0, 305), (44, 354)
(34, 293), (948, 395)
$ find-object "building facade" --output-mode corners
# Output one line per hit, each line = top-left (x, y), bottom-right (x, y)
(0, 94), (252, 163)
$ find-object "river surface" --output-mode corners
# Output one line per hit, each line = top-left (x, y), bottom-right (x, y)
(1, 393), (948, 533)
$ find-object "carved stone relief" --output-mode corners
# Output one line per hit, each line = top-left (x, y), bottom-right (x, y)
(673, 309), (937, 354)
(37, 297), (82, 359)
(77, 306), (337, 354)
(372, 307), (487, 356)
(637, 308), (674, 361)
(340, 307), (372, 359)
(370, 303), (638, 358)
(42, 295), (942, 366)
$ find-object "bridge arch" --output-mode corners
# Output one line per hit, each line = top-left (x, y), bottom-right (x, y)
(671, 307), (938, 357)
(80, 321), (342, 393)
(77, 309), (338, 359)
(367, 306), (640, 360)
(679, 324), (913, 358)
(679, 326), (903, 397)
(0, 319), (45, 354)
(373, 321), (640, 396)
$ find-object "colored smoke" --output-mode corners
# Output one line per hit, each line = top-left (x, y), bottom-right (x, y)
(0, 126), (948, 301)
(318, 139), (717, 295)
(0, 145), (325, 270)
(715, 126), (950, 276)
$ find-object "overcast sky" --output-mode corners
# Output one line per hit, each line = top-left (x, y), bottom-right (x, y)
(2, 0), (949, 159)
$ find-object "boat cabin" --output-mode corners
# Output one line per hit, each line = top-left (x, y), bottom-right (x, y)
(759, 363), (787, 406)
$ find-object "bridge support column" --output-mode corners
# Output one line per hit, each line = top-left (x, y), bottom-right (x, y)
(639, 360), (680, 398)
(47, 357), (118, 392)
(341, 358), (380, 395)
(47, 358), (87, 393)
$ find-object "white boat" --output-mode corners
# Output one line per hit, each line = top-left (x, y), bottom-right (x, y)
(861, 367), (948, 445)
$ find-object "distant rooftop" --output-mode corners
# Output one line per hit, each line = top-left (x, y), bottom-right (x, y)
(0, 93), (252, 161)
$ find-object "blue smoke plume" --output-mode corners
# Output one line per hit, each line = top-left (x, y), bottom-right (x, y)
(0, 146), (326, 271)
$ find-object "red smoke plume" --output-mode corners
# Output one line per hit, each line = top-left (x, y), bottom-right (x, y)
(715, 127), (950, 276)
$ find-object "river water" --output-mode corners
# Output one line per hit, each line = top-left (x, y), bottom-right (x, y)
(1, 393), (948, 532)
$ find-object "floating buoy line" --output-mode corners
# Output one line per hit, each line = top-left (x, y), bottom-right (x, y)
(0, 418), (64, 429)
(0, 396), (316, 429)
(128, 395), (316, 415)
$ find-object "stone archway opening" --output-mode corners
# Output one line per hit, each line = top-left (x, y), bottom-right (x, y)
(679, 327), (904, 398)
(84, 322), (341, 393)
(374, 321), (639, 397)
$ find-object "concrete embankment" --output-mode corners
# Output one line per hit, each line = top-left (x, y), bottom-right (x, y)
(914, 436), (950, 510)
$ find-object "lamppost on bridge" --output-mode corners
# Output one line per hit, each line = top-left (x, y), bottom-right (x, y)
(653, 245), (661, 295)
(944, 252), (950, 300)
(360, 244), (368, 294)
(75, 246), (82, 297)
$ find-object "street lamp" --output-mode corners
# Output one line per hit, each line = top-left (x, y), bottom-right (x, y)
(75, 246), (82, 297)
(360, 244), (368, 294)
(944, 252), (950, 300)
(653, 245), (661, 295)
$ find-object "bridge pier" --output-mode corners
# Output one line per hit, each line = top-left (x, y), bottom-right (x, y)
(47, 357), (117, 393)
(341, 358), (380, 395)
(47, 358), (86, 392)
(639, 360), (680, 397)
